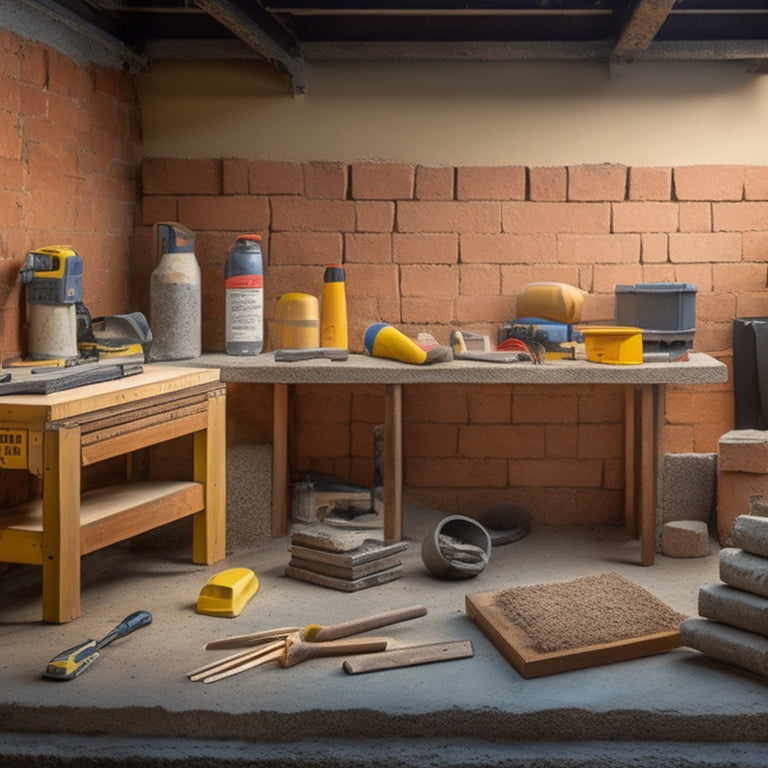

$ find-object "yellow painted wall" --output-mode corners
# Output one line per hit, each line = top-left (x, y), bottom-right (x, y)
(138, 60), (768, 166)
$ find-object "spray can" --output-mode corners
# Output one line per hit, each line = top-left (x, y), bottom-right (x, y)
(149, 222), (201, 361)
(225, 234), (264, 355)
(320, 264), (348, 349)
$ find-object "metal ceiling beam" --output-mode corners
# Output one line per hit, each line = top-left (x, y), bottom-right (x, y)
(611, 0), (676, 64)
(192, 0), (306, 96)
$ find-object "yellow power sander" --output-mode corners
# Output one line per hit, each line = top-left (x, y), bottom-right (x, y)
(9, 245), (152, 368)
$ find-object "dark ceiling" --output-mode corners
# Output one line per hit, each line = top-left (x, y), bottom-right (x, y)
(21, 0), (768, 94)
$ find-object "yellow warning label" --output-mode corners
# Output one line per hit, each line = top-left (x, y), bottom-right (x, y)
(0, 429), (28, 470)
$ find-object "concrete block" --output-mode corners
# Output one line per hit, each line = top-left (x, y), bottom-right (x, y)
(660, 453), (717, 525)
(718, 430), (768, 474)
(698, 583), (768, 637)
(662, 520), (710, 558)
(226, 443), (272, 551)
(717, 471), (768, 546)
(731, 514), (768, 558)
(681, 617), (768, 679)
(720, 547), (768, 598)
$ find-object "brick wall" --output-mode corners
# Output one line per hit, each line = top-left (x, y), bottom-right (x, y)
(0, 29), (142, 506)
(137, 158), (754, 525)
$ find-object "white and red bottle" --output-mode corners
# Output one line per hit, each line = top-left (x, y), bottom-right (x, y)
(225, 234), (264, 356)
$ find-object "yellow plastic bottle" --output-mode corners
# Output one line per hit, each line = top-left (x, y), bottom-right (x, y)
(320, 264), (348, 349)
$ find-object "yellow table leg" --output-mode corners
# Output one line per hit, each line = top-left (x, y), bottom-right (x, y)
(193, 388), (227, 564)
(41, 424), (82, 624)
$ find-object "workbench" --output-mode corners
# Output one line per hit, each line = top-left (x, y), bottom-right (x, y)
(0, 366), (226, 623)
(188, 352), (726, 566)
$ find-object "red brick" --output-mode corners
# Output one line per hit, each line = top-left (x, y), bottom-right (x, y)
(529, 166), (566, 201)
(407, 457), (507, 488)
(697, 291), (733, 322)
(744, 232), (768, 261)
(393, 233), (457, 264)
(640, 233), (668, 263)
(503, 202), (610, 234)
(401, 264), (458, 297)
(500, 265), (580, 294)
(675, 165), (746, 201)
(178, 195), (269, 231)
(351, 162), (414, 200)
(712, 262), (768, 293)
(461, 233), (557, 264)
(464, 385), (513, 422)
(713, 202), (768, 232)
(736, 292), (768, 318)
(401, 296), (455, 323)
(248, 160), (303, 195)
(405, 423), (459, 456)
(355, 201), (394, 232)
(612, 202), (679, 233)
(628, 167), (671, 201)
(304, 162), (348, 199)
(718, 470), (768, 544)
(558, 233), (640, 264)
(459, 424), (540, 459)
(509, 457), (604, 487)
(578, 423), (623, 458)
(142, 158), (221, 195)
(0, 111), (21, 162)
(271, 197), (355, 232)
(19, 45), (45, 89)
(415, 166), (454, 200)
(141, 195), (178, 225)
(345, 232), (392, 263)
(512, 389), (578, 423)
(460, 263), (501, 295)
(405, 388), (468, 422)
(398, 200), (500, 233)
(223, 158), (248, 194)
(47, 49), (93, 100)
(591, 264), (642, 293)
(345, 263), (400, 302)
(545, 423), (578, 458)
(671, 263), (712, 290)
(455, 294), (515, 323)
(669, 232), (741, 263)
(269, 231), (342, 266)
(745, 167), (768, 201)
(679, 202), (711, 233)
(456, 166), (526, 201)
(568, 164), (627, 201)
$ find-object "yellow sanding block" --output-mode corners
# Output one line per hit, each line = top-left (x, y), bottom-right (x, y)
(196, 568), (259, 618)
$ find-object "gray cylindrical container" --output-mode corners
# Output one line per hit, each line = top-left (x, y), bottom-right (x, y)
(149, 222), (201, 361)
(225, 234), (263, 355)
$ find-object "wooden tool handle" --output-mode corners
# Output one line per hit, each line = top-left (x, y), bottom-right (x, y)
(307, 605), (427, 642)
(342, 639), (474, 675)
(284, 637), (388, 668)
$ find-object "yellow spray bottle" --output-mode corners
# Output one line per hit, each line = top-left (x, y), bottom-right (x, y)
(320, 264), (348, 349)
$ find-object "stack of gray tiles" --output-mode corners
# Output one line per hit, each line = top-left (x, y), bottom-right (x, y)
(681, 515), (768, 678)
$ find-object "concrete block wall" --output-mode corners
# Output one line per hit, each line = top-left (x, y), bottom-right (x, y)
(134, 158), (756, 525)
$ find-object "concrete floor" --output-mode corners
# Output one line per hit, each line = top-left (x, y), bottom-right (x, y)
(1, 500), (768, 766)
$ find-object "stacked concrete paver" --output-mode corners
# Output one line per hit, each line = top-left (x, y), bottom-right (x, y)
(681, 514), (768, 678)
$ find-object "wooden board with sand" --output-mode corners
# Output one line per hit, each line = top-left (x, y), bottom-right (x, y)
(466, 572), (687, 678)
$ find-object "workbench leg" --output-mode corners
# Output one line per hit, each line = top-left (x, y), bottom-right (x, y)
(41, 424), (81, 624)
(272, 383), (290, 538)
(624, 387), (636, 536)
(193, 389), (227, 564)
(383, 383), (403, 542)
(638, 384), (664, 566)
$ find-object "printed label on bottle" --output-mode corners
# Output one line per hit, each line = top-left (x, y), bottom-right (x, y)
(226, 274), (263, 290)
(226, 290), (263, 342)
